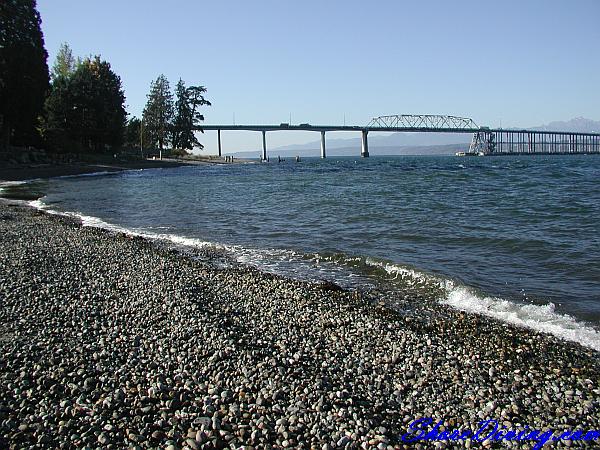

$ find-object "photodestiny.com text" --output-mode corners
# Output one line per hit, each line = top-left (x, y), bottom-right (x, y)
(401, 418), (599, 450)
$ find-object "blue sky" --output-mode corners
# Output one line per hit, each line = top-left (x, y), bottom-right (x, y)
(38, 0), (600, 154)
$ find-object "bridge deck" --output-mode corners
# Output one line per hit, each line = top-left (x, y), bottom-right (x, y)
(197, 124), (600, 137)
(195, 122), (600, 158)
(198, 124), (479, 133)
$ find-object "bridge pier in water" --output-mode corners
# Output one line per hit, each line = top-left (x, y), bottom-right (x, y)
(320, 131), (326, 158)
(262, 130), (267, 161)
(361, 130), (369, 157)
(217, 129), (222, 157)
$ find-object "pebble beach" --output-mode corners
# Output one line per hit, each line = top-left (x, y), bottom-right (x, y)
(0, 202), (598, 449)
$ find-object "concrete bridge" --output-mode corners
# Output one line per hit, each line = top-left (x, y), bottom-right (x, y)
(196, 115), (600, 159)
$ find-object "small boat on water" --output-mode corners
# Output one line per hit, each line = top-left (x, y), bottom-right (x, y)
(455, 151), (485, 157)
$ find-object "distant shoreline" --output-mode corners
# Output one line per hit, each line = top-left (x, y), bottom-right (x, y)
(0, 157), (252, 183)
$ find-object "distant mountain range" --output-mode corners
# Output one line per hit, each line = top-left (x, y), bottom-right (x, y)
(227, 117), (600, 157)
(531, 117), (600, 133)
(230, 133), (472, 158)
(232, 144), (470, 158)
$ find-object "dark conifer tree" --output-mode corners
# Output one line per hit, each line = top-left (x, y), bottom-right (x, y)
(45, 56), (126, 151)
(180, 85), (211, 150)
(124, 116), (141, 148)
(0, 0), (49, 149)
(172, 79), (190, 150)
(142, 75), (173, 155)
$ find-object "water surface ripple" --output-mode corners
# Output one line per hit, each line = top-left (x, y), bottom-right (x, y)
(34, 155), (600, 348)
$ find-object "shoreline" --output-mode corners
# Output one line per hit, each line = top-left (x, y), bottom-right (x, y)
(16, 194), (600, 354)
(0, 156), (254, 183)
(0, 159), (188, 183)
(0, 201), (598, 449)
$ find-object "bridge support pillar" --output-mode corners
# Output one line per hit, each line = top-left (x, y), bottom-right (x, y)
(262, 130), (267, 161)
(217, 129), (222, 157)
(361, 130), (369, 157)
(320, 131), (326, 158)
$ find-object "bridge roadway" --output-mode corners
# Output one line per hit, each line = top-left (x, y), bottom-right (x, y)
(195, 118), (600, 159)
(197, 124), (481, 159)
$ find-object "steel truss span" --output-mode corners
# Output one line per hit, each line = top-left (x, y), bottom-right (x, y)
(367, 115), (479, 130)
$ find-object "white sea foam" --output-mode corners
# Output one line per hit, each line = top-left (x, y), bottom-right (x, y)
(364, 257), (436, 288)
(30, 199), (154, 237)
(55, 170), (115, 179)
(363, 257), (600, 352)
(28, 199), (46, 209)
(0, 180), (29, 195)
(441, 281), (600, 352)
(28, 198), (296, 271)
(26, 198), (600, 353)
(0, 180), (29, 187)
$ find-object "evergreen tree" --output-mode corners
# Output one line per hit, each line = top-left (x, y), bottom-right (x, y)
(0, 0), (49, 149)
(142, 75), (173, 155)
(172, 79), (190, 150)
(42, 74), (72, 149)
(51, 42), (76, 81)
(45, 56), (127, 151)
(86, 57), (127, 148)
(183, 85), (211, 150)
(123, 116), (150, 150)
(171, 81), (211, 151)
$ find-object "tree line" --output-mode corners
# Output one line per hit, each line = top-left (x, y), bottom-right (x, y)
(43, 44), (127, 152)
(0, 0), (210, 156)
(136, 75), (211, 158)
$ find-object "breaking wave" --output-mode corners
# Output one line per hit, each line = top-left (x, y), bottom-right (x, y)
(28, 197), (600, 353)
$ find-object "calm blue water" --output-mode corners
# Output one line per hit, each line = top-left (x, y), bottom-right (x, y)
(26, 155), (600, 348)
